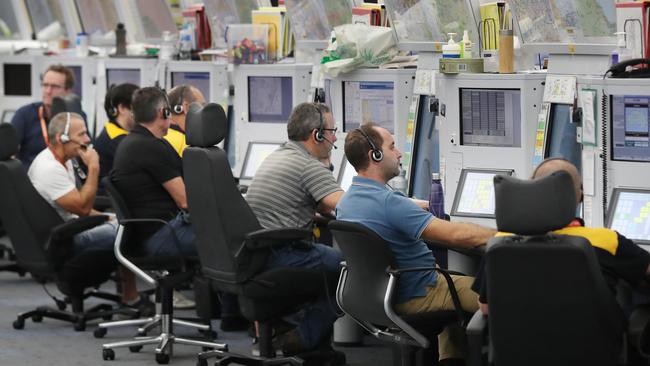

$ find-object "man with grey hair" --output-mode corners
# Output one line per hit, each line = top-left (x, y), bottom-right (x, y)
(245, 102), (345, 359)
(28, 111), (116, 254)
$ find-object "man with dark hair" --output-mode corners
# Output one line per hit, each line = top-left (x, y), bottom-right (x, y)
(164, 85), (206, 156)
(336, 123), (496, 364)
(11, 64), (77, 167)
(473, 158), (650, 315)
(95, 83), (139, 182)
(245, 102), (344, 356)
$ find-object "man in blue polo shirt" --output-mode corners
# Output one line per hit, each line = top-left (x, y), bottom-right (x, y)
(11, 64), (76, 167)
(336, 123), (496, 365)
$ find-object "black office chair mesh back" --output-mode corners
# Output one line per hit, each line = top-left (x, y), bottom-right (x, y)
(0, 124), (64, 276)
(486, 172), (625, 366)
(183, 103), (267, 293)
(329, 220), (398, 327)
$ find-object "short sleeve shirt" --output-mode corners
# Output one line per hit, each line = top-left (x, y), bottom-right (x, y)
(28, 148), (77, 221)
(246, 141), (342, 229)
(335, 176), (437, 304)
(111, 124), (183, 243)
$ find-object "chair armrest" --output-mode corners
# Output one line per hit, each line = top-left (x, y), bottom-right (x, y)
(466, 310), (488, 366)
(425, 240), (486, 258)
(244, 227), (312, 250)
(51, 215), (109, 241)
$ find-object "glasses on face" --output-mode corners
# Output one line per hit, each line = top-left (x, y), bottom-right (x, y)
(322, 127), (338, 134)
(42, 83), (64, 90)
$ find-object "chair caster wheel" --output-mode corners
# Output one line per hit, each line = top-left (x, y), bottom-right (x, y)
(156, 352), (170, 364)
(74, 320), (86, 331)
(13, 319), (24, 330)
(102, 348), (115, 361)
(129, 345), (143, 353)
(31, 314), (43, 322)
(94, 327), (107, 338)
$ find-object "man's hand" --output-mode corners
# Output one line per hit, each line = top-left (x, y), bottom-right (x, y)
(78, 145), (99, 170)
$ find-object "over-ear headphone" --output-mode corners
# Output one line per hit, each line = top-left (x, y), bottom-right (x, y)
(60, 112), (71, 143)
(160, 87), (172, 119)
(313, 104), (325, 142)
(357, 127), (383, 162)
(172, 86), (187, 114)
(107, 84), (118, 118)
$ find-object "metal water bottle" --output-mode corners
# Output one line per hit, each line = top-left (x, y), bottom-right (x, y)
(429, 173), (445, 219)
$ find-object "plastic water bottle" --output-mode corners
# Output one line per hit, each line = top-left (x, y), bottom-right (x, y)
(388, 168), (408, 195)
(179, 28), (193, 60)
(429, 173), (445, 219)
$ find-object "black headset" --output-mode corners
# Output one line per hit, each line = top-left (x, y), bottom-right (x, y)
(60, 112), (71, 143)
(313, 103), (326, 142)
(172, 85), (187, 114)
(160, 87), (172, 119)
(357, 127), (383, 162)
(107, 84), (118, 118)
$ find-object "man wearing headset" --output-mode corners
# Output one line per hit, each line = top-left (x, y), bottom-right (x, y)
(164, 85), (206, 157)
(245, 102), (345, 357)
(27, 112), (116, 254)
(95, 83), (139, 183)
(12, 65), (78, 167)
(336, 123), (496, 365)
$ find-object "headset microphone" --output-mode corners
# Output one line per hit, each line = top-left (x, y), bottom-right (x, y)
(323, 136), (337, 149)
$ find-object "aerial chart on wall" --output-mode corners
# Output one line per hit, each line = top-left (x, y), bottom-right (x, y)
(385, 0), (474, 43)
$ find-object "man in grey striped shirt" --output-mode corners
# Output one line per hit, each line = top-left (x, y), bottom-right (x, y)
(246, 102), (344, 357)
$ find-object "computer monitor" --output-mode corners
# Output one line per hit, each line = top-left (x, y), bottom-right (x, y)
(545, 104), (581, 172)
(459, 88), (521, 147)
(4, 63), (31, 96)
(247, 76), (293, 123)
(107, 68), (141, 87)
(67, 65), (82, 97)
(337, 158), (356, 191)
(611, 95), (650, 162)
(342, 81), (394, 133)
(171, 71), (211, 101)
(606, 188), (650, 245)
(240, 141), (282, 179)
(451, 168), (514, 218)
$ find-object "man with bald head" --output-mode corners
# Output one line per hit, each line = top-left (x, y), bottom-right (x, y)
(28, 112), (116, 254)
(164, 85), (206, 156)
(473, 157), (650, 315)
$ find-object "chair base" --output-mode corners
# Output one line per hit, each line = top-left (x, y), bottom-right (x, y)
(197, 349), (304, 366)
(13, 303), (137, 331)
(101, 314), (226, 364)
(95, 313), (215, 338)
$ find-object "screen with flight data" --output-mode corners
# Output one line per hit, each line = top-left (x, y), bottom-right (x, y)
(451, 168), (513, 218)
(240, 141), (282, 179)
(607, 188), (650, 245)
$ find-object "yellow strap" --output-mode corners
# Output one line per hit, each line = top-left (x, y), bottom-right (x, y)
(494, 227), (618, 255)
(163, 128), (188, 157)
(106, 122), (128, 139)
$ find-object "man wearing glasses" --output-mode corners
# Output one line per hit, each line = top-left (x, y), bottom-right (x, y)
(11, 64), (77, 167)
(245, 102), (345, 357)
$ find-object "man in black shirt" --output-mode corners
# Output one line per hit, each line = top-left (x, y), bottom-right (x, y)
(111, 86), (195, 256)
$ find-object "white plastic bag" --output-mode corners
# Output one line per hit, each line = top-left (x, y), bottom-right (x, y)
(322, 24), (397, 77)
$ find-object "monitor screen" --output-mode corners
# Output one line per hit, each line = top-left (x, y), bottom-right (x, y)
(171, 71), (210, 101)
(337, 158), (356, 191)
(606, 188), (650, 245)
(460, 88), (521, 147)
(240, 142), (282, 179)
(451, 168), (514, 218)
(67, 65), (82, 97)
(611, 95), (650, 162)
(247, 76), (293, 123)
(107, 68), (141, 87)
(545, 104), (581, 172)
(342, 81), (394, 133)
(4, 64), (31, 96)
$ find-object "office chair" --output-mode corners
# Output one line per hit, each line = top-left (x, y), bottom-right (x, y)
(466, 171), (626, 366)
(0, 219), (26, 276)
(0, 123), (131, 331)
(97, 177), (225, 364)
(329, 220), (469, 366)
(183, 103), (343, 366)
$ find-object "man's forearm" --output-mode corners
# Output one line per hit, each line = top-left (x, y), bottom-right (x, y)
(78, 166), (99, 215)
